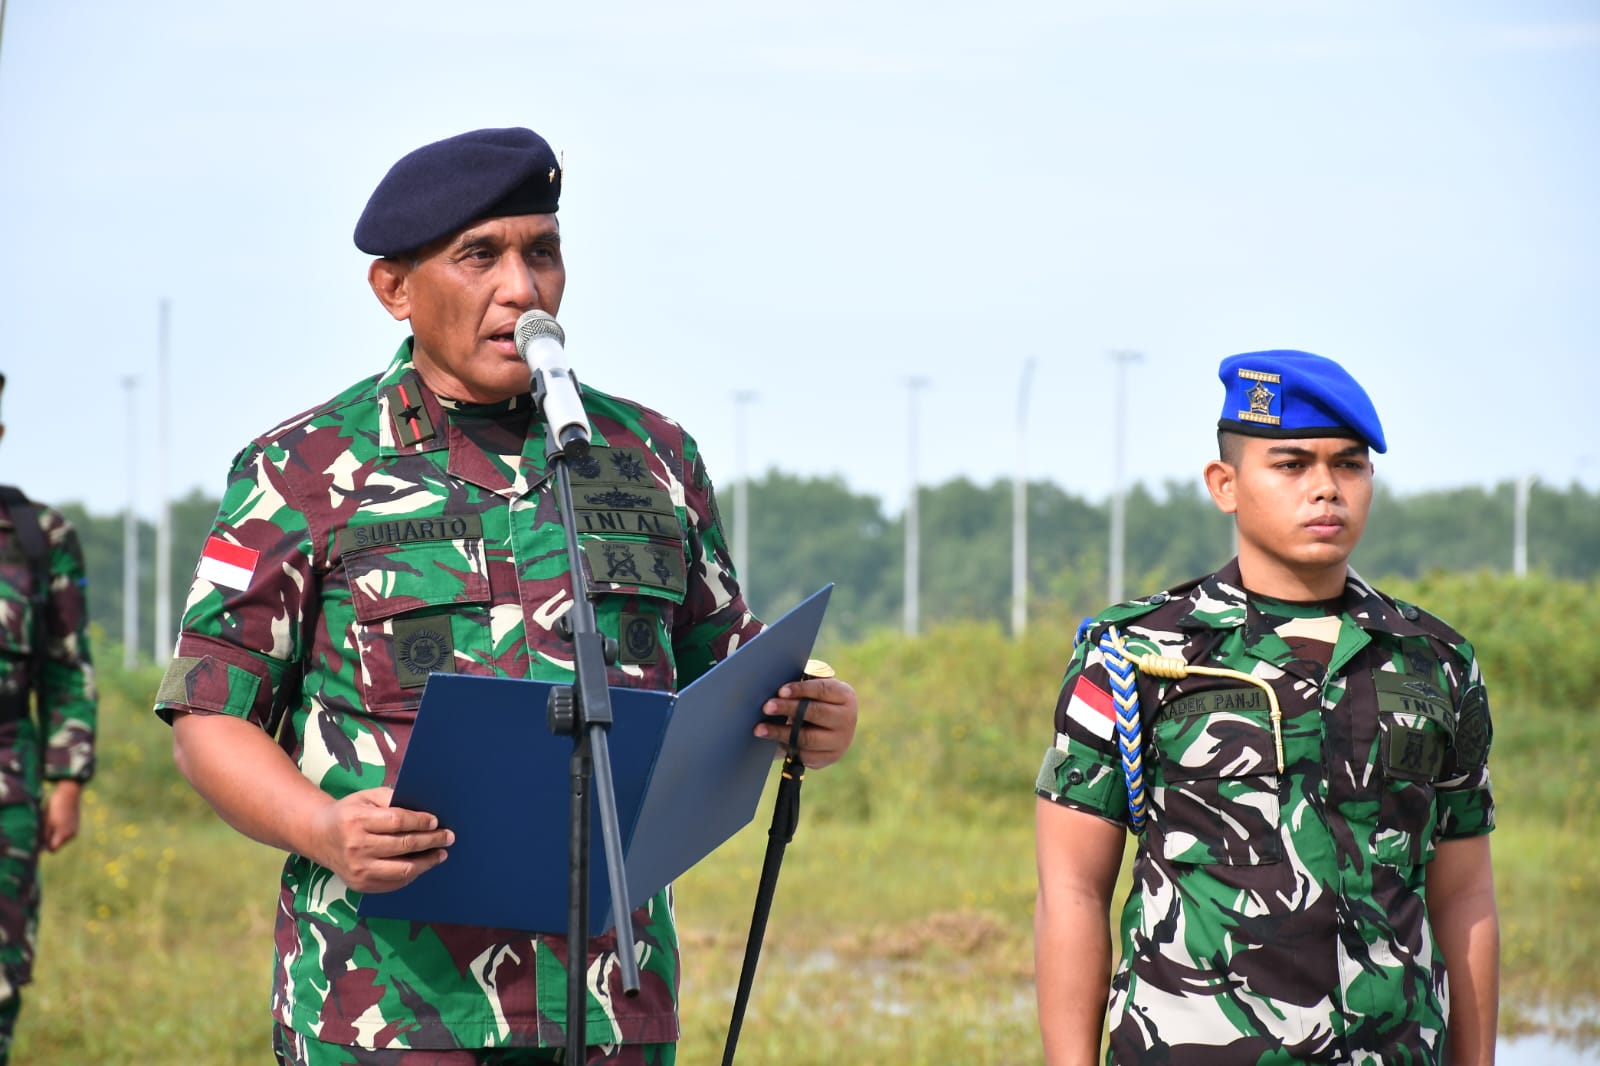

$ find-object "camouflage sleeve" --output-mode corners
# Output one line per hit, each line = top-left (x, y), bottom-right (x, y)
(669, 433), (763, 686)
(153, 442), (314, 731)
(1436, 639), (1494, 839)
(39, 507), (96, 783)
(1035, 634), (1128, 824)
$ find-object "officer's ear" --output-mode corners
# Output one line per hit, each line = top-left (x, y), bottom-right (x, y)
(1204, 458), (1237, 515)
(368, 258), (413, 323)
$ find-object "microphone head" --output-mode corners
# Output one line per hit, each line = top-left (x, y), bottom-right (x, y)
(514, 309), (565, 358)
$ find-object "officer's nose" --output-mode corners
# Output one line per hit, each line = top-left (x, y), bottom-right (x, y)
(496, 256), (538, 310)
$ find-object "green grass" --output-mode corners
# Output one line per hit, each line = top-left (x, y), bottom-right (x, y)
(14, 574), (1600, 1062)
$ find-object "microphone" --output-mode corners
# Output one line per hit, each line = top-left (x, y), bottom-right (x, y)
(514, 309), (592, 456)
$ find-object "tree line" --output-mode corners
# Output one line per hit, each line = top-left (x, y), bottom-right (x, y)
(58, 474), (1600, 656)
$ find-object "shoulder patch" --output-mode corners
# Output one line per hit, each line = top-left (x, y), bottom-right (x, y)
(1453, 681), (1492, 770)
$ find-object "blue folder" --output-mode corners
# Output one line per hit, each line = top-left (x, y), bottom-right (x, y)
(358, 584), (832, 937)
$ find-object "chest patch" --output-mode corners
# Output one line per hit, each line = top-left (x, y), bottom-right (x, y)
(580, 540), (687, 596)
(1373, 670), (1450, 726)
(392, 615), (456, 689)
(337, 514), (484, 555)
(1163, 686), (1270, 720)
(619, 612), (662, 665)
(1386, 724), (1448, 780)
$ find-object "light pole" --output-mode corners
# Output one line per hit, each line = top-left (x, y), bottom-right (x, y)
(154, 299), (173, 660)
(904, 377), (930, 637)
(1513, 473), (1535, 578)
(1108, 350), (1143, 605)
(1011, 358), (1036, 637)
(122, 376), (139, 669)
(732, 390), (756, 597)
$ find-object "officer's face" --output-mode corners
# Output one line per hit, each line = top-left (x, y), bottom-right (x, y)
(370, 214), (566, 403)
(1205, 436), (1373, 597)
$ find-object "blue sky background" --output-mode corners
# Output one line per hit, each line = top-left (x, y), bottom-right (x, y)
(1, 0), (1596, 519)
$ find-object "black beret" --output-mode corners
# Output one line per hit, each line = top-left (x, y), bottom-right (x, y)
(353, 127), (562, 257)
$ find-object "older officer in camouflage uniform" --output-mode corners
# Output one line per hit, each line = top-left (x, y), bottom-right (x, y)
(0, 373), (97, 1063)
(154, 128), (858, 1065)
(1034, 351), (1498, 1065)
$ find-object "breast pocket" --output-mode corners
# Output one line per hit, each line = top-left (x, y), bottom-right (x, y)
(579, 534), (688, 691)
(1152, 704), (1283, 866)
(1370, 669), (1452, 868)
(339, 528), (492, 713)
(1373, 715), (1448, 868)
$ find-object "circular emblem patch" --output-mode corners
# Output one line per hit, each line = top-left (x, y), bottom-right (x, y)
(397, 625), (450, 675)
(624, 617), (657, 661)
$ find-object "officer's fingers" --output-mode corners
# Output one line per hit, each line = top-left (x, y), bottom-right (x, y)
(793, 703), (857, 769)
(343, 848), (450, 894)
(346, 795), (442, 837)
(796, 728), (852, 769)
(378, 825), (456, 858)
(774, 677), (852, 704)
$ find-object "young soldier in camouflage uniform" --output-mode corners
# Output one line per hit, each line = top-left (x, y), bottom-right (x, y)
(0, 373), (98, 1063)
(154, 128), (858, 1065)
(1034, 351), (1498, 1065)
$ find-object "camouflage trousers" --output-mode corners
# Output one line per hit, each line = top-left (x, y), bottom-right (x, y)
(0, 799), (40, 1064)
(273, 1025), (676, 1066)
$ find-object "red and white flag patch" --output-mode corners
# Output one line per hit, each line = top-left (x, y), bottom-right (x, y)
(1065, 673), (1116, 741)
(197, 536), (259, 591)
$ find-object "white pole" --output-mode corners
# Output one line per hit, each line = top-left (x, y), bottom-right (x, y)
(122, 377), (139, 669)
(1513, 473), (1535, 578)
(732, 390), (756, 596)
(1108, 350), (1143, 605)
(904, 377), (929, 637)
(155, 299), (172, 659)
(1011, 358), (1036, 637)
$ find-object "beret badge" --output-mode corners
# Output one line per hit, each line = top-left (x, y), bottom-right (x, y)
(1235, 368), (1281, 427)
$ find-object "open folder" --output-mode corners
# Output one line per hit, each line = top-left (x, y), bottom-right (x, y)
(358, 584), (833, 937)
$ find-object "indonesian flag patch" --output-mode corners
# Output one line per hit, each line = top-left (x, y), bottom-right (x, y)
(1065, 673), (1116, 741)
(197, 536), (259, 591)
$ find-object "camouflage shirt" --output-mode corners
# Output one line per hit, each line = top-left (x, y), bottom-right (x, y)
(0, 495), (97, 805)
(1036, 559), (1495, 1065)
(154, 340), (762, 1050)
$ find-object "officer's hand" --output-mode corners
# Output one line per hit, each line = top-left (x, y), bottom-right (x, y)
(41, 780), (83, 852)
(307, 786), (453, 894)
(755, 675), (858, 769)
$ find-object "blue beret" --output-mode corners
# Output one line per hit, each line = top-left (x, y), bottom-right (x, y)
(1217, 349), (1386, 453)
(353, 127), (562, 257)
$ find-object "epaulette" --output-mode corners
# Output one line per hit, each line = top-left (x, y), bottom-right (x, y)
(1386, 595), (1469, 646)
(1074, 574), (1204, 648)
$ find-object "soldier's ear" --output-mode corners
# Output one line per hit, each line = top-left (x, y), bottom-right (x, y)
(368, 258), (412, 322)
(1204, 458), (1237, 515)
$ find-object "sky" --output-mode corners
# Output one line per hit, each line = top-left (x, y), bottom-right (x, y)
(1, 0), (1596, 521)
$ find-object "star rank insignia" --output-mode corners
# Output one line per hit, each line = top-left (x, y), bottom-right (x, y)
(1236, 368), (1282, 426)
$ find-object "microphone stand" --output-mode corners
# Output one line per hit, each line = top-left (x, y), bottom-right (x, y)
(536, 377), (641, 1062)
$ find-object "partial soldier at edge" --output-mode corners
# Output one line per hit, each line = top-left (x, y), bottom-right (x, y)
(0, 372), (99, 1064)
